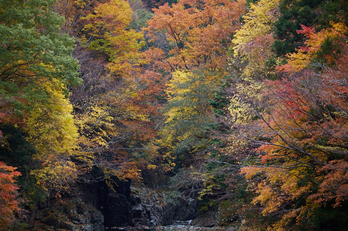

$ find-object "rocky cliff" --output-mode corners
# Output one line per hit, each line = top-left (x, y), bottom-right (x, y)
(30, 177), (202, 231)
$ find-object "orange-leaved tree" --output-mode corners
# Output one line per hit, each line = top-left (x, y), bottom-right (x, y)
(141, 0), (246, 168)
(144, 0), (246, 72)
(237, 40), (348, 230)
(0, 162), (21, 229)
(277, 22), (347, 73)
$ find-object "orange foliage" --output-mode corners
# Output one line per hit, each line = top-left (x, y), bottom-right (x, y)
(277, 22), (347, 74)
(241, 42), (348, 229)
(310, 160), (348, 208)
(135, 0), (247, 146)
(144, 0), (246, 72)
(0, 162), (21, 229)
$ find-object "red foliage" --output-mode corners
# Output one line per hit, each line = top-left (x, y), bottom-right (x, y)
(0, 162), (21, 228)
(311, 160), (348, 208)
(241, 42), (348, 228)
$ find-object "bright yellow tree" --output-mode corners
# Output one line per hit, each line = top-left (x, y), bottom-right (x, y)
(25, 80), (79, 194)
(81, 0), (145, 76)
(232, 0), (282, 79)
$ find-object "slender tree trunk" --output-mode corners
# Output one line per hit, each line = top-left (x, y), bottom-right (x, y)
(29, 207), (37, 228)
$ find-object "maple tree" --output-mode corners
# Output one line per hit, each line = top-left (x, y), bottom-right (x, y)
(3, 0), (348, 229)
(224, 0), (348, 229)
(0, 162), (21, 229)
(231, 30), (348, 230)
(142, 0), (246, 154)
(278, 22), (347, 73)
(144, 0), (246, 72)
(137, 0), (254, 204)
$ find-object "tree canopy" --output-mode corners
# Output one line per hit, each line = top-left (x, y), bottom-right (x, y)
(1, 0), (348, 230)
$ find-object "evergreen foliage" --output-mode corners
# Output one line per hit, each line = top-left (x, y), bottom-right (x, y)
(0, 0), (80, 114)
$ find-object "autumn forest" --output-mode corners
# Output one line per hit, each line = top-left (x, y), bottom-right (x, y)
(1, 0), (348, 230)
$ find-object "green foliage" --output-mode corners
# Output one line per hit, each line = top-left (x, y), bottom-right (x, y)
(130, 9), (154, 31)
(314, 36), (342, 65)
(273, 0), (347, 56)
(209, 76), (232, 118)
(9, 222), (30, 231)
(142, 0), (178, 11)
(217, 200), (237, 225)
(0, 0), (80, 115)
(161, 190), (182, 205)
(0, 0), (347, 229)
(273, 0), (322, 55)
(308, 202), (348, 231)
(246, 0), (258, 6)
(0, 124), (49, 206)
(161, 70), (218, 167)
(0, 0), (83, 209)
(20, 176), (47, 206)
(0, 124), (36, 171)
(316, 0), (348, 31)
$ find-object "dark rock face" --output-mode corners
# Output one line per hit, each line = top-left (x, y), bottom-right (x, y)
(107, 193), (133, 227)
(37, 198), (104, 231)
(136, 187), (199, 227)
(92, 178), (133, 228)
(32, 178), (199, 230)
(94, 181), (199, 229)
(173, 198), (197, 221)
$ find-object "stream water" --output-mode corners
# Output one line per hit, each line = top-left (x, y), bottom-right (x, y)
(105, 220), (236, 231)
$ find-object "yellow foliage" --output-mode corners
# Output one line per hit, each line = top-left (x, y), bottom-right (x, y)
(31, 155), (77, 193)
(24, 80), (79, 195)
(166, 70), (192, 97)
(147, 164), (157, 170)
(233, 0), (281, 56)
(25, 81), (78, 157)
(241, 161), (318, 226)
(74, 0), (87, 7)
(76, 104), (119, 149)
(232, 0), (281, 79)
(229, 78), (263, 124)
(82, 0), (145, 77)
(165, 70), (212, 125)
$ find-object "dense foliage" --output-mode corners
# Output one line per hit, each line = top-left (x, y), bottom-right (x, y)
(0, 0), (347, 230)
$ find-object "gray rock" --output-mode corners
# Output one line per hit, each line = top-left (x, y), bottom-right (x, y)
(37, 198), (104, 231)
(132, 186), (198, 227)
